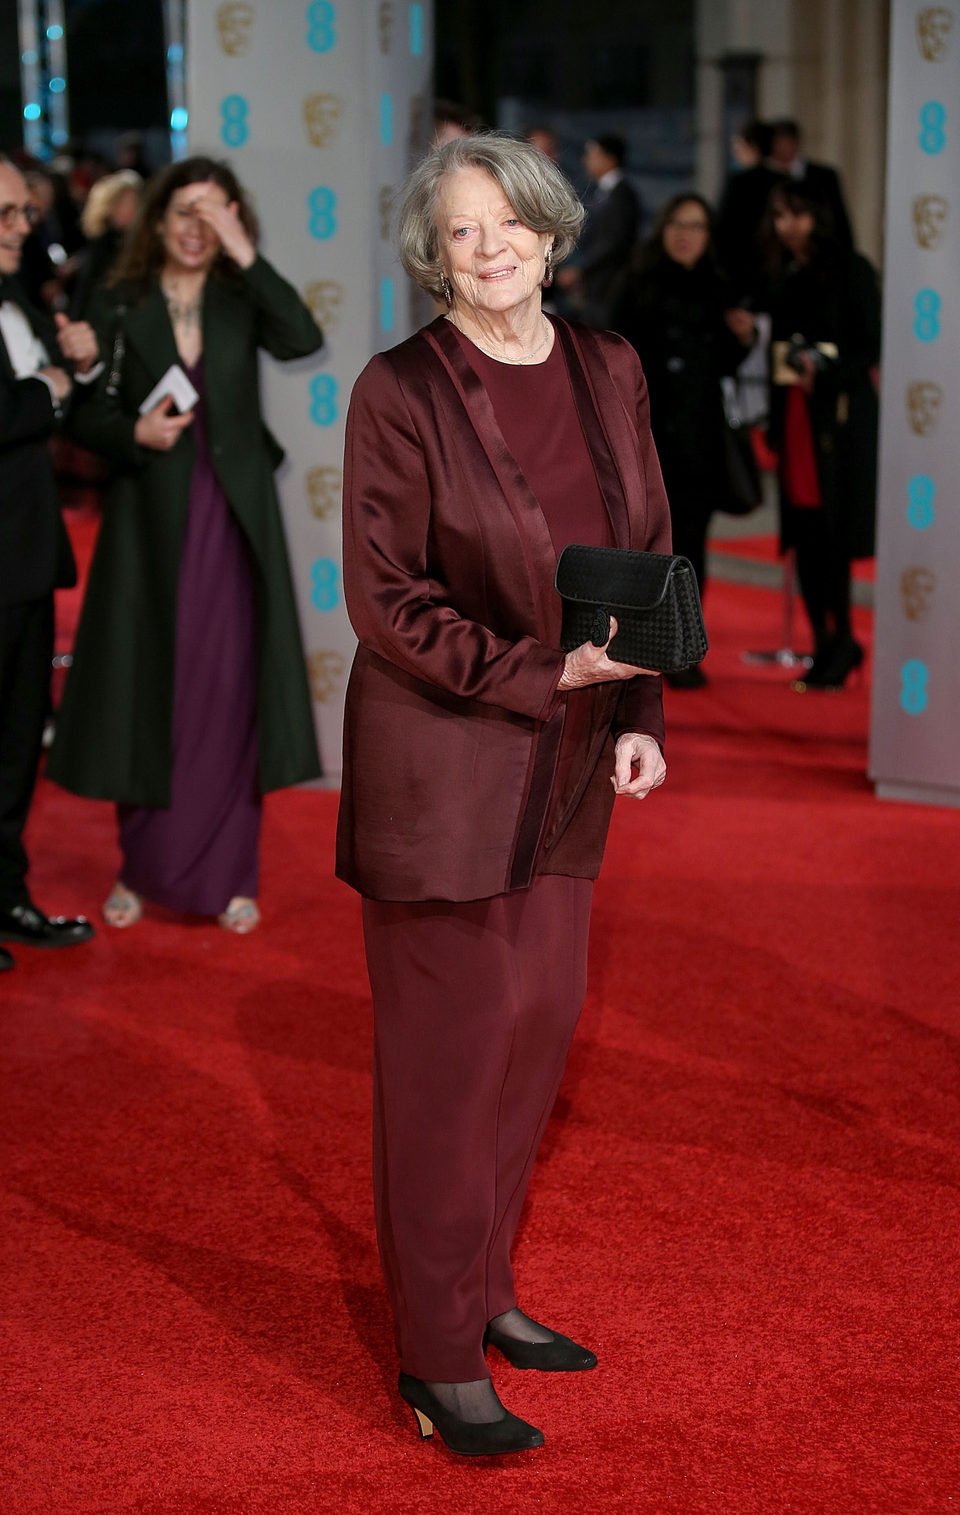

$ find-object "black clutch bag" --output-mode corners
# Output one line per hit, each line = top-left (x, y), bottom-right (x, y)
(555, 544), (708, 672)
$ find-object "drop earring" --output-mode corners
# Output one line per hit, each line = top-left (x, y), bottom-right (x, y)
(439, 273), (452, 305)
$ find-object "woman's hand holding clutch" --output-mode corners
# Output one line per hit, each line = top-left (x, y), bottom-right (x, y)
(611, 733), (666, 799)
(557, 615), (658, 690)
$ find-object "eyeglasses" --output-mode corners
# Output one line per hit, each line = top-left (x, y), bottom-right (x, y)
(0, 203), (40, 230)
(666, 218), (709, 233)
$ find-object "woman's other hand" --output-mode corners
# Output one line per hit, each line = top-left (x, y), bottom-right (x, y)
(134, 395), (194, 450)
(558, 615), (657, 690)
(611, 732), (666, 799)
(191, 194), (256, 270)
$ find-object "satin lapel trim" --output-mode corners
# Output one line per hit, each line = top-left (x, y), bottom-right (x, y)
(122, 285), (180, 383)
(426, 317), (559, 643)
(555, 321), (636, 550)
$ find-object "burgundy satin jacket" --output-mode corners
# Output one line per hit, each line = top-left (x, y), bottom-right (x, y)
(336, 316), (671, 902)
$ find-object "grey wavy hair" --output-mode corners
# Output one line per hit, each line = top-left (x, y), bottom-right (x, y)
(397, 132), (585, 301)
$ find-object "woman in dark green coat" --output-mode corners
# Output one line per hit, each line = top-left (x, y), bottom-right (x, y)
(48, 157), (323, 931)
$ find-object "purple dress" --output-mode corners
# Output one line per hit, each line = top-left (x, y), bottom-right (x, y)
(118, 360), (261, 914)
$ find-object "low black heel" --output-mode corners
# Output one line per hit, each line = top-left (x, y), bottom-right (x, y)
(397, 1374), (544, 1456)
(484, 1320), (598, 1372)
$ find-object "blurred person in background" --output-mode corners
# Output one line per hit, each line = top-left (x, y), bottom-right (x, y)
(767, 119), (853, 249)
(70, 169), (142, 318)
(0, 153), (101, 970)
(762, 180), (879, 691)
(715, 119), (778, 303)
(433, 99), (481, 145)
(617, 193), (756, 688)
(47, 157), (323, 931)
(525, 125), (560, 164)
(17, 166), (63, 309)
(555, 133), (640, 329)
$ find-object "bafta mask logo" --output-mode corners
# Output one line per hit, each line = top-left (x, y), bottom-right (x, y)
(906, 382), (943, 436)
(378, 1), (394, 52)
(304, 279), (344, 330)
(912, 194), (949, 248)
(216, 1), (254, 57)
(378, 185), (395, 240)
(306, 466), (342, 520)
(303, 93), (343, 148)
(900, 566), (937, 622)
(307, 650), (346, 704)
(917, 7), (954, 60)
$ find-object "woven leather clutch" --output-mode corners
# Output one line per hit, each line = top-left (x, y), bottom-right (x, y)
(555, 545), (708, 672)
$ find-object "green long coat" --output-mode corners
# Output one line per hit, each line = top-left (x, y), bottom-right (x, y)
(47, 255), (323, 805)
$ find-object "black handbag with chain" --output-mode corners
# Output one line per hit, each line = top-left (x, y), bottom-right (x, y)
(555, 544), (708, 672)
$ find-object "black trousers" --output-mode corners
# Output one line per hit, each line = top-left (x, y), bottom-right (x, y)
(0, 594), (53, 909)
(789, 508), (852, 649)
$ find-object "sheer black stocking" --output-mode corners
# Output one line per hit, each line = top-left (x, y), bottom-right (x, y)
(422, 1377), (505, 1423)
(488, 1307), (554, 1344)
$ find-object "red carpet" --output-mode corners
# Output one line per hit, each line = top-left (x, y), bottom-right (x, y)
(709, 531), (876, 583)
(3, 577), (959, 1513)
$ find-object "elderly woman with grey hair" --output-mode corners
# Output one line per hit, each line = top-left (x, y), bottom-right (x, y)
(338, 133), (672, 1455)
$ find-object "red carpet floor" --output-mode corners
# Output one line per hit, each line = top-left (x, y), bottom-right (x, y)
(3, 577), (959, 1514)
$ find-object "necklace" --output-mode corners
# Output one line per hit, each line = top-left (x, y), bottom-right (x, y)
(446, 314), (552, 365)
(161, 282), (203, 330)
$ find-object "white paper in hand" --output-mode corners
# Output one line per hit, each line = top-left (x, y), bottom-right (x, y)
(138, 364), (200, 416)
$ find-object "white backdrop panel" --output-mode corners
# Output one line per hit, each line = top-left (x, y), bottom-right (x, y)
(187, 0), (433, 777)
(869, 2), (960, 806)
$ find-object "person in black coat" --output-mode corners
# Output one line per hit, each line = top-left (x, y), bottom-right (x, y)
(716, 119), (781, 303)
(617, 193), (756, 686)
(556, 134), (640, 329)
(0, 154), (100, 970)
(768, 120), (854, 250)
(762, 179), (880, 690)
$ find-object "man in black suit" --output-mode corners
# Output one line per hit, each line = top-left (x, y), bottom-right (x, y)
(768, 119), (854, 248)
(556, 133), (640, 330)
(716, 119), (781, 301)
(0, 154), (99, 971)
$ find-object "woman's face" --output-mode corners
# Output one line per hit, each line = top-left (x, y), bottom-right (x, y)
(662, 200), (710, 269)
(436, 165), (551, 322)
(772, 203), (815, 257)
(157, 180), (229, 275)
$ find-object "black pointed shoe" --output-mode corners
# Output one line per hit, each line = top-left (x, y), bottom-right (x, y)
(484, 1321), (598, 1372)
(397, 1374), (544, 1456)
(0, 903), (95, 948)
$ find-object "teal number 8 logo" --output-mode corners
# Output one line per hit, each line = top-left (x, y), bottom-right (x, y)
(914, 289), (941, 342)
(919, 101), (946, 154)
(220, 96), (249, 148)
(310, 374), (338, 426)
(308, 187), (337, 240)
(307, 1), (336, 51)
(311, 557), (340, 611)
(899, 659), (929, 714)
(907, 475), (935, 530)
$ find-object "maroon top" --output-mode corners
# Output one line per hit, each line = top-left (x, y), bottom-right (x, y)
(453, 326), (619, 868)
(452, 327), (614, 556)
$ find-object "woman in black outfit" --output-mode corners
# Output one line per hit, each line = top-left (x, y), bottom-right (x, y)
(763, 181), (880, 690)
(618, 193), (755, 686)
